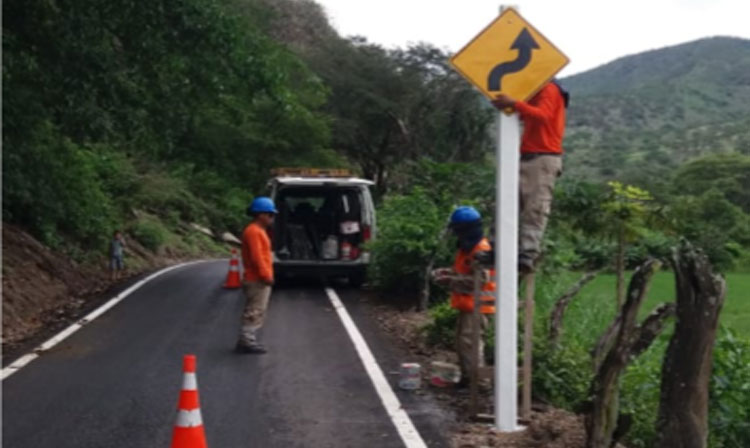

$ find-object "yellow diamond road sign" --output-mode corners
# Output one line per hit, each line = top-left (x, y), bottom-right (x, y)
(450, 8), (569, 102)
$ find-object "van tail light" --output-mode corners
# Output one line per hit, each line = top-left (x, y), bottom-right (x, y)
(363, 225), (372, 242)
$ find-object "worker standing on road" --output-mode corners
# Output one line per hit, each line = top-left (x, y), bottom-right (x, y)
(236, 197), (277, 355)
(433, 206), (496, 385)
(491, 81), (569, 274)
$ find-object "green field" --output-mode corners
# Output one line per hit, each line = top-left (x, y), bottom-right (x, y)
(581, 272), (748, 336)
(534, 270), (750, 351)
(530, 270), (750, 448)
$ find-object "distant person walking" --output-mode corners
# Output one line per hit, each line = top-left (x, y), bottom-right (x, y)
(491, 81), (570, 274)
(110, 230), (126, 281)
(236, 197), (278, 355)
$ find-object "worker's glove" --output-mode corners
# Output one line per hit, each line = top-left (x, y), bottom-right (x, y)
(491, 94), (516, 110)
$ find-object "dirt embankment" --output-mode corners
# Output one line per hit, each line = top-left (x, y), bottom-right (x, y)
(366, 297), (591, 448)
(1, 223), (226, 353)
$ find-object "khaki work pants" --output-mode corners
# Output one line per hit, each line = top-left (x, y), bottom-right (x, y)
(519, 155), (563, 262)
(238, 281), (272, 346)
(456, 311), (488, 379)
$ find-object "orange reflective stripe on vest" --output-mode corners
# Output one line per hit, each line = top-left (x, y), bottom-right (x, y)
(450, 238), (496, 314)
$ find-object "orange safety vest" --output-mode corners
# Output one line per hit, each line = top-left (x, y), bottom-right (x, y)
(450, 238), (496, 314)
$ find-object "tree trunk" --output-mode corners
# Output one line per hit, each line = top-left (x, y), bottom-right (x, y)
(549, 270), (599, 344)
(591, 317), (620, 371)
(615, 227), (626, 307)
(655, 243), (726, 448)
(586, 259), (662, 448)
(592, 253), (658, 370)
(419, 217), (452, 311)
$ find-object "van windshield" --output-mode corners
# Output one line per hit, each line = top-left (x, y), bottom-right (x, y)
(274, 186), (365, 261)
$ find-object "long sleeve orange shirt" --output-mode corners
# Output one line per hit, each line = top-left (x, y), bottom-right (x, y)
(514, 83), (566, 154)
(241, 222), (273, 283)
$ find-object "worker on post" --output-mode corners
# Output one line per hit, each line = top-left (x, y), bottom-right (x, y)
(433, 206), (496, 385)
(491, 81), (569, 274)
(236, 196), (277, 355)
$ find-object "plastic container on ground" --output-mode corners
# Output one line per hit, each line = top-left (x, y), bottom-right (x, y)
(398, 363), (421, 390)
(429, 361), (461, 387)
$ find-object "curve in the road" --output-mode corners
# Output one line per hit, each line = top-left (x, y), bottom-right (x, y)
(2, 260), (450, 448)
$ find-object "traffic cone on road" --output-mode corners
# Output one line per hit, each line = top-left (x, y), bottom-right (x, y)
(223, 249), (241, 289)
(171, 355), (208, 448)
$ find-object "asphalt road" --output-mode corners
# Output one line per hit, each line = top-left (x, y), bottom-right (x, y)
(2, 261), (452, 448)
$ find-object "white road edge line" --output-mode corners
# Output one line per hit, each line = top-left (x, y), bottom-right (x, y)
(325, 287), (428, 448)
(2, 260), (210, 381)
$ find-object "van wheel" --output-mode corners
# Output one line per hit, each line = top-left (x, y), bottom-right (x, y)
(348, 273), (366, 288)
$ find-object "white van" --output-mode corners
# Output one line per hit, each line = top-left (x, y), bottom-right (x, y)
(268, 169), (376, 286)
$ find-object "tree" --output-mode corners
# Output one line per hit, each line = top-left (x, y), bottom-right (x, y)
(601, 181), (654, 307)
(672, 153), (750, 213)
(3, 0), (337, 244)
(303, 38), (494, 194)
(667, 189), (750, 271)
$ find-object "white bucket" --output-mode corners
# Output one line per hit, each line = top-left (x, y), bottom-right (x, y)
(398, 363), (421, 390)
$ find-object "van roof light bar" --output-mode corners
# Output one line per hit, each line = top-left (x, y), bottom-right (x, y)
(272, 167), (353, 178)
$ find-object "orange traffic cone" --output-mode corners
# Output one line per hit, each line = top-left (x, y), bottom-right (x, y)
(223, 249), (241, 289)
(171, 355), (208, 448)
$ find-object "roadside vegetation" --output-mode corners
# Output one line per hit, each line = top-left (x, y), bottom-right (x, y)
(369, 157), (750, 447)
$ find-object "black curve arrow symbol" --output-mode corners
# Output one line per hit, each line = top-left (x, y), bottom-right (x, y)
(487, 28), (540, 91)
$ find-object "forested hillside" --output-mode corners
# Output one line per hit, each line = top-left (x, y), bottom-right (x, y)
(561, 37), (750, 187)
(2, 0), (492, 257)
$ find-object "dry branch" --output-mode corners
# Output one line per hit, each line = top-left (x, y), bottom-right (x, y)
(549, 270), (599, 344)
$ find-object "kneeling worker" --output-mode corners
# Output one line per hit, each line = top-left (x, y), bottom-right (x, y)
(435, 206), (496, 384)
(236, 196), (277, 354)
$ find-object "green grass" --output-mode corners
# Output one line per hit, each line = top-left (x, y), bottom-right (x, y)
(555, 271), (750, 340)
(531, 270), (750, 447)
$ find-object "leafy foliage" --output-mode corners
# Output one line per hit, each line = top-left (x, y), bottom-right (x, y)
(672, 153), (750, 213)
(710, 329), (750, 448)
(367, 187), (453, 292)
(423, 301), (459, 348)
(130, 216), (169, 252)
(3, 0), (334, 250)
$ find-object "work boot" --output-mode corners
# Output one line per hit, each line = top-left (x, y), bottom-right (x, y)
(235, 342), (267, 354)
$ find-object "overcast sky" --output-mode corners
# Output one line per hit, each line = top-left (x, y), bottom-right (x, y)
(315, 0), (750, 76)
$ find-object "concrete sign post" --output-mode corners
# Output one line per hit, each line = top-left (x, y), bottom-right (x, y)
(449, 6), (569, 432)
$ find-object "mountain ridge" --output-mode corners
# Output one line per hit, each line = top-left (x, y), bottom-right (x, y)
(558, 36), (750, 183)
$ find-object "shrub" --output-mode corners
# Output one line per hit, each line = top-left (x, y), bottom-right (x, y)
(2, 123), (120, 250)
(130, 217), (169, 252)
(709, 329), (750, 448)
(423, 300), (458, 349)
(532, 339), (592, 409)
(367, 187), (454, 293)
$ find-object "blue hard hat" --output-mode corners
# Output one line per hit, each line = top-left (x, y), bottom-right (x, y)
(450, 206), (481, 225)
(247, 197), (278, 215)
